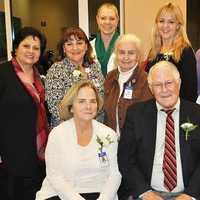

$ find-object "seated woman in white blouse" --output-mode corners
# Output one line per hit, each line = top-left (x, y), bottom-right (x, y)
(36, 80), (121, 200)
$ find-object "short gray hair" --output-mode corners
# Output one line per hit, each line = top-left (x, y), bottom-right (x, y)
(147, 61), (180, 85)
(114, 33), (142, 65)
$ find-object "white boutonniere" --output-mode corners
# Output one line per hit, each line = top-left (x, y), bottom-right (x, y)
(96, 134), (114, 153)
(181, 120), (198, 141)
(163, 51), (173, 61)
(96, 134), (114, 163)
(73, 69), (82, 78)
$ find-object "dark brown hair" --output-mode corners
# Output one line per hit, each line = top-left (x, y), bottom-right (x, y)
(57, 26), (94, 64)
(12, 26), (46, 58)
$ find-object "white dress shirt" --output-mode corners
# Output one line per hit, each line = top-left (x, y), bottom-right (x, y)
(151, 99), (185, 192)
(36, 118), (121, 200)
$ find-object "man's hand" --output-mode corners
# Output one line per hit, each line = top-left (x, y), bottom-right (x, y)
(142, 191), (164, 200)
(176, 194), (192, 200)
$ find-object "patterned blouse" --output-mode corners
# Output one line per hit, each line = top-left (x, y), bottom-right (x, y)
(45, 57), (104, 128)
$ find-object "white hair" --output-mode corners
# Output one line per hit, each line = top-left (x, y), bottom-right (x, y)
(147, 61), (180, 85)
(114, 33), (142, 65)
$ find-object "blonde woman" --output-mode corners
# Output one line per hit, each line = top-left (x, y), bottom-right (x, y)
(36, 80), (121, 200)
(145, 3), (197, 102)
(91, 3), (119, 77)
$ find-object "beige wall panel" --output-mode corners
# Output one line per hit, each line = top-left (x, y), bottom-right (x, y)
(0, 2), (4, 11)
(12, 0), (31, 26)
(124, 0), (186, 59)
(30, 0), (78, 52)
(11, 0), (78, 52)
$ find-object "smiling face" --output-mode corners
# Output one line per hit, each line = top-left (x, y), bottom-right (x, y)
(96, 7), (119, 37)
(116, 41), (139, 72)
(157, 12), (179, 43)
(72, 86), (98, 122)
(149, 67), (181, 109)
(63, 35), (88, 65)
(15, 36), (40, 68)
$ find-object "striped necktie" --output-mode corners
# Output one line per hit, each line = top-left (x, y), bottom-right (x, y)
(162, 109), (177, 191)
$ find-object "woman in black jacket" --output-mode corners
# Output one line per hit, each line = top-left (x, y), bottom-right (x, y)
(145, 3), (197, 102)
(0, 27), (49, 200)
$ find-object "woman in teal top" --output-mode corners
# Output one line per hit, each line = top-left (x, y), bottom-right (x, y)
(90, 3), (119, 77)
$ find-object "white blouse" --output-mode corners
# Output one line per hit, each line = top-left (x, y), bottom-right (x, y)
(36, 118), (121, 200)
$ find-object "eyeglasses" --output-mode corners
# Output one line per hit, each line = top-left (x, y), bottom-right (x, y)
(150, 80), (177, 89)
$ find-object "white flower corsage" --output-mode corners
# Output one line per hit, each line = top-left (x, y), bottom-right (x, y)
(73, 69), (82, 78)
(96, 134), (114, 162)
(180, 121), (198, 141)
(96, 134), (114, 152)
(163, 51), (173, 61)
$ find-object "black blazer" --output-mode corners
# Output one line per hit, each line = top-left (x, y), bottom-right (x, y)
(118, 99), (200, 199)
(146, 47), (198, 102)
(0, 61), (41, 177)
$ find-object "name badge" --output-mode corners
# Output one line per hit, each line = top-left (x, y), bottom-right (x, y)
(123, 85), (133, 99)
(98, 151), (109, 167)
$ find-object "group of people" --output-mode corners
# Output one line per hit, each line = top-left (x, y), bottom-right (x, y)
(0, 2), (200, 200)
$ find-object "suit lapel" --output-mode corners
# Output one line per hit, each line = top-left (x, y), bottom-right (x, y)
(179, 100), (189, 184)
(144, 100), (158, 173)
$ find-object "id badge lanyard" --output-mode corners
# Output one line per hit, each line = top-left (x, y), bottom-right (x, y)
(123, 81), (133, 99)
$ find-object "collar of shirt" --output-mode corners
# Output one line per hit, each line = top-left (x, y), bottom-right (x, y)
(118, 62), (137, 84)
(156, 98), (180, 115)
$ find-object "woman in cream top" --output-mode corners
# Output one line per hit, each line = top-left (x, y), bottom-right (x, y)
(36, 80), (121, 200)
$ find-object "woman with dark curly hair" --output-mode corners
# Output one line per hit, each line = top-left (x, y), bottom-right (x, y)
(0, 26), (49, 200)
(45, 27), (104, 128)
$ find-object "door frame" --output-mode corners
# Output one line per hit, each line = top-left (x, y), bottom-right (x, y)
(4, 0), (124, 60)
(78, 0), (124, 36)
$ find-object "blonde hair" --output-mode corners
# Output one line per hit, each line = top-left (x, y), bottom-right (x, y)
(58, 80), (103, 121)
(97, 3), (119, 19)
(114, 33), (142, 65)
(149, 2), (191, 62)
